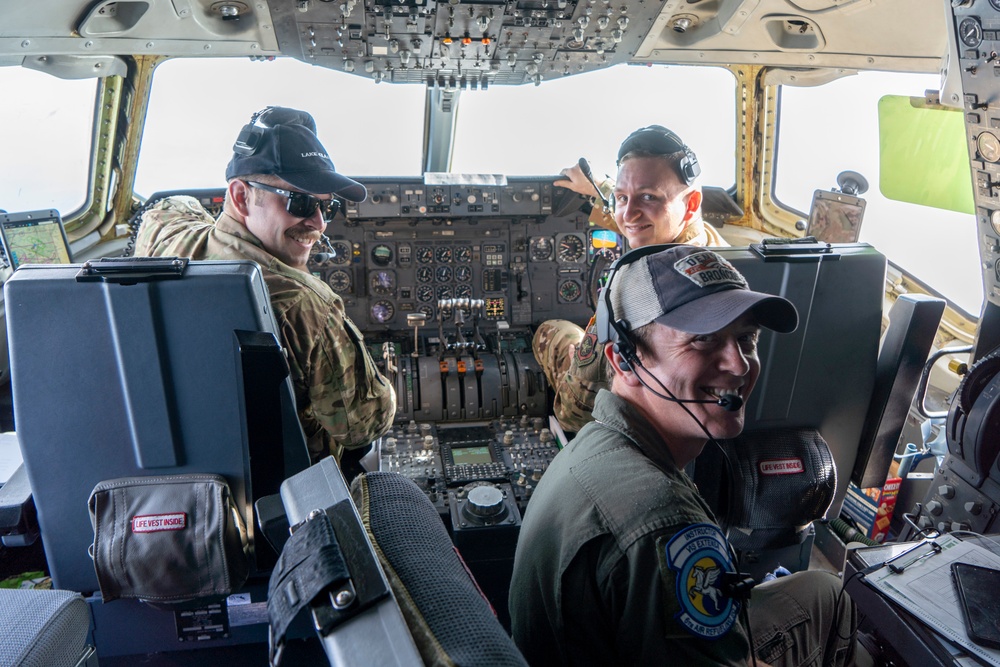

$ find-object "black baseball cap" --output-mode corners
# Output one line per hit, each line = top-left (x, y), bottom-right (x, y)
(617, 125), (689, 165)
(225, 110), (366, 202)
(605, 245), (798, 337)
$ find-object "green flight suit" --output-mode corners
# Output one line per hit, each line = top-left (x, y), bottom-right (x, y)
(509, 389), (857, 667)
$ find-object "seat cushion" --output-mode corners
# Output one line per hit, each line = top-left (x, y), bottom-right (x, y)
(0, 588), (89, 667)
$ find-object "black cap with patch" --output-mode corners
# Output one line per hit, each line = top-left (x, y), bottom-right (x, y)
(225, 107), (366, 202)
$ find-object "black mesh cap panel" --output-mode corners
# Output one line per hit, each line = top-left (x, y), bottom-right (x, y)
(352, 472), (528, 667)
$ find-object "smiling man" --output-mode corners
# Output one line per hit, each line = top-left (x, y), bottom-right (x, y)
(536, 126), (726, 432)
(511, 245), (861, 667)
(135, 107), (395, 465)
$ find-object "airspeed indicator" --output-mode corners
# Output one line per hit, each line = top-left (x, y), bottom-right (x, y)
(558, 235), (585, 263)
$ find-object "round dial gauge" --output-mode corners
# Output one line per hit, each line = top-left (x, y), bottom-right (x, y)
(416, 246), (434, 263)
(455, 265), (472, 283)
(437, 285), (453, 300)
(370, 270), (396, 295)
(455, 246), (472, 263)
(371, 244), (393, 266)
(416, 285), (434, 302)
(530, 236), (554, 261)
(960, 17), (983, 48)
(331, 241), (351, 265)
(417, 305), (434, 320)
(978, 131), (1000, 163)
(456, 284), (473, 298)
(557, 235), (585, 263)
(559, 280), (582, 302)
(417, 266), (433, 283)
(327, 270), (351, 293)
(991, 210), (1000, 237)
(371, 300), (395, 323)
(435, 246), (453, 263)
(435, 265), (454, 282)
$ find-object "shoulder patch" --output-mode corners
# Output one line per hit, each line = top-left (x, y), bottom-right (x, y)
(575, 332), (599, 366)
(663, 523), (739, 639)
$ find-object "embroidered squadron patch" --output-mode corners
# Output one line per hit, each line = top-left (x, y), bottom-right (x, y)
(576, 332), (599, 366)
(664, 523), (739, 639)
(673, 251), (747, 290)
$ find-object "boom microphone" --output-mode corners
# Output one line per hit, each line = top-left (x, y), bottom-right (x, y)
(654, 392), (744, 412)
(578, 157), (613, 214)
(312, 234), (338, 263)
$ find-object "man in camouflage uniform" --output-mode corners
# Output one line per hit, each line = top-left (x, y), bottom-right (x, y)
(135, 107), (395, 464)
(536, 126), (728, 432)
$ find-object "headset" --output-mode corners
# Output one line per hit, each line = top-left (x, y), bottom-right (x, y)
(595, 243), (675, 372)
(232, 106), (317, 156)
(595, 244), (743, 412)
(616, 125), (701, 186)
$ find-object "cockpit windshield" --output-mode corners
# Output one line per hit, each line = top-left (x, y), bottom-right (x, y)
(451, 64), (736, 185)
(0, 68), (96, 214)
(134, 57), (427, 195)
(774, 71), (982, 315)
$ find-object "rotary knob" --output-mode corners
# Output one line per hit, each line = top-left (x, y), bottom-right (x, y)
(465, 485), (507, 519)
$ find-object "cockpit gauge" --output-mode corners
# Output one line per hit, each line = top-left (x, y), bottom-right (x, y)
(557, 234), (585, 263)
(417, 305), (434, 320)
(455, 246), (472, 263)
(559, 280), (582, 302)
(991, 0), (1000, 14)
(370, 270), (396, 295)
(435, 246), (454, 263)
(530, 236), (554, 261)
(990, 210), (1000, 237)
(416, 246), (434, 264)
(330, 241), (351, 265)
(417, 285), (434, 302)
(417, 266), (433, 283)
(436, 265), (454, 282)
(485, 298), (505, 319)
(371, 300), (395, 323)
(455, 265), (472, 283)
(371, 244), (393, 266)
(960, 17), (983, 48)
(456, 284), (473, 299)
(978, 131), (1000, 163)
(437, 285), (454, 300)
(327, 269), (351, 293)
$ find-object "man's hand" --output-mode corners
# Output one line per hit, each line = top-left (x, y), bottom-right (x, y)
(553, 163), (601, 198)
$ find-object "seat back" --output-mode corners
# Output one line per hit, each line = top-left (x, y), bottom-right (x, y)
(5, 259), (310, 593)
(719, 243), (886, 515)
(0, 588), (92, 667)
(351, 471), (528, 667)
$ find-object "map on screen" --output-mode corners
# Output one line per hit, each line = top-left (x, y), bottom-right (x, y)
(0, 211), (72, 270)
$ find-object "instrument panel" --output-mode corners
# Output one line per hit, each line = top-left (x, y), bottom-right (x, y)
(304, 177), (621, 332)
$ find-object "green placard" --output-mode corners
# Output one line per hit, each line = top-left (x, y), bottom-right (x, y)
(879, 95), (975, 214)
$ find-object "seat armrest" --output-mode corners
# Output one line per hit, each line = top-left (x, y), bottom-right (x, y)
(0, 464), (39, 546)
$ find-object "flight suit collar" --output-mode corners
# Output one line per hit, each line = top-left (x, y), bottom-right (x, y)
(591, 389), (681, 475)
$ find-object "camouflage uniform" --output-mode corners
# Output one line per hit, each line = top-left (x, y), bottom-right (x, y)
(135, 196), (395, 463)
(534, 218), (727, 432)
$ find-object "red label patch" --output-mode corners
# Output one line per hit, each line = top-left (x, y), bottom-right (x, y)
(759, 459), (804, 475)
(131, 513), (187, 533)
(576, 332), (599, 366)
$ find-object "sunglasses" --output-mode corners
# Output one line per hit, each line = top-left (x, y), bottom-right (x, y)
(245, 181), (341, 221)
